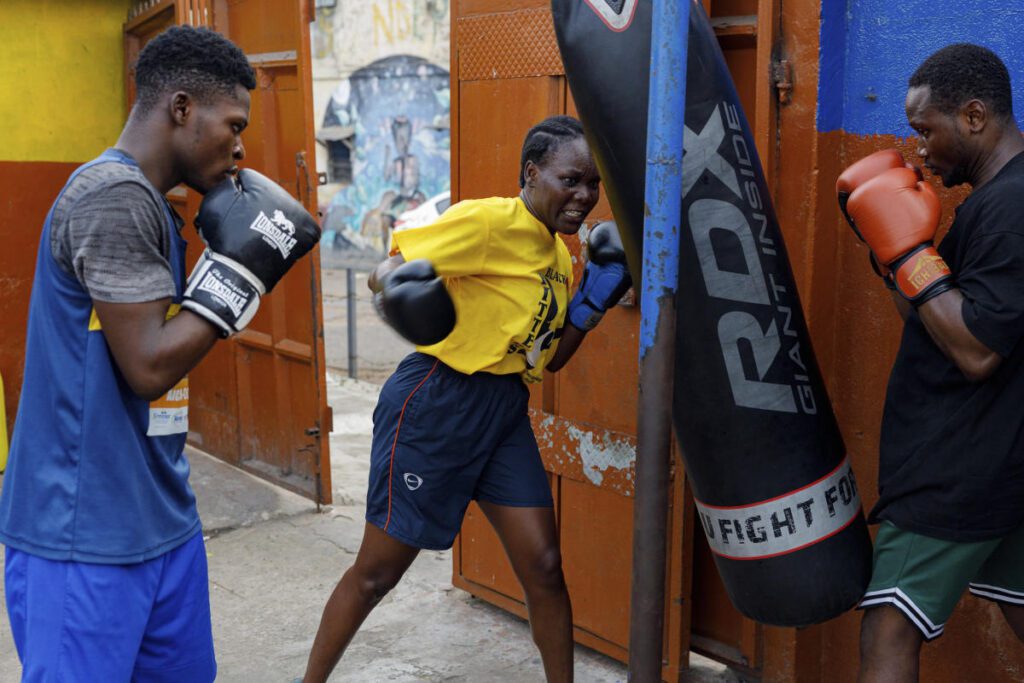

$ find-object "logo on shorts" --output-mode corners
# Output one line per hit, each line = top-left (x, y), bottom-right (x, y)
(404, 473), (423, 491)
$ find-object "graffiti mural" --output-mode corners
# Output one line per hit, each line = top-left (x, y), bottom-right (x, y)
(320, 55), (450, 255)
(372, 0), (449, 51)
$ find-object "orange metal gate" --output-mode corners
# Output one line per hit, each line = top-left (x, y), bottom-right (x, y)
(450, 1), (1024, 681)
(448, 1), (789, 680)
(123, 0), (332, 503)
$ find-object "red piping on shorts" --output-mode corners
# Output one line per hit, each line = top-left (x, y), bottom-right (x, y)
(384, 358), (440, 532)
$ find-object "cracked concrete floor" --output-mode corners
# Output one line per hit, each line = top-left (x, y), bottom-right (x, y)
(0, 373), (738, 682)
(202, 373), (634, 682)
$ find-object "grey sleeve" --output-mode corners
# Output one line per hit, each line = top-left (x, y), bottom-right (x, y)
(64, 181), (177, 303)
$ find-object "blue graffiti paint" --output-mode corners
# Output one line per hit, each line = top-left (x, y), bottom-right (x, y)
(817, 0), (1024, 135)
(322, 55), (450, 252)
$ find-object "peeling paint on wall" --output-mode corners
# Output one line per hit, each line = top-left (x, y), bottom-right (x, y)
(532, 413), (636, 488)
(312, 0), (449, 75)
(566, 423), (636, 486)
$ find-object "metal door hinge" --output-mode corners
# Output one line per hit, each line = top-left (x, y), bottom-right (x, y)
(296, 151), (313, 208)
(772, 58), (793, 105)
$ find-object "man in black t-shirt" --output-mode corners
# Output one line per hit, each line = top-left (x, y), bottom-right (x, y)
(839, 44), (1024, 681)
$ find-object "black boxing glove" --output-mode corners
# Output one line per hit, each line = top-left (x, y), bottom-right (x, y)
(374, 259), (456, 346)
(567, 221), (632, 331)
(183, 169), (322, 336)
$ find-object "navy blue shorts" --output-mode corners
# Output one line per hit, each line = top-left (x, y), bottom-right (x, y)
(366, 353), (553, 550)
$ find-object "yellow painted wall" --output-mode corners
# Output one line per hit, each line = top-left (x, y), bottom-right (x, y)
(0, 1), (132, 163)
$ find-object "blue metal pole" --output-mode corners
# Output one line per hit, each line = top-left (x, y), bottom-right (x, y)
(640, 2), (688, 344)
(629, 0), (689, 679)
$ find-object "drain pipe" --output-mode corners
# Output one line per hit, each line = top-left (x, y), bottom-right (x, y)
(628, 0), (689, 680)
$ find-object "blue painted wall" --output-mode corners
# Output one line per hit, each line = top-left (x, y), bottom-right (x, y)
(818, 0), (1024, 136)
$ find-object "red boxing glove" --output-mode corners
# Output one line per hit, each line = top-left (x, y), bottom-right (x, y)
(837, 150), (912, 289)
(836, 149), (907, 239)
(847, 167), (952, 305)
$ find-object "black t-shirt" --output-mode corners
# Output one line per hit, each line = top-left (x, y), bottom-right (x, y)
(871, 151), (1024, 542)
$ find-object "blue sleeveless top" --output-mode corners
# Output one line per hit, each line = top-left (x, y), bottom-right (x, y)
(0, 150), (200, 563)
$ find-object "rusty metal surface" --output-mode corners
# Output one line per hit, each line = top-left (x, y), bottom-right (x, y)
(560, 478), (635, 646)
(531, 410), (636, 496)
(457, 7), (564, 81)
(121, 0), (330, 502)
(812, 133), (1020, 683)
(630, 296), (678, 682)
(629, 2), (688, 673)
(0, 162), (79, 436)
(450, 2), (685, 673)
(457, 77), (565, 200)
(219, 0), (331, 503)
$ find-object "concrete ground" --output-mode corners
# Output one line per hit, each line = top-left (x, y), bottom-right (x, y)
(206, 373), (736, 682)
(0, 260), (740, 681)
(320, 256), (413, 384)
(204, 374), (646, 682)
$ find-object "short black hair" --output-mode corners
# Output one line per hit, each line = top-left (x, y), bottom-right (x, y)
(909, 43), (1014, 121)
(134, 25), (256, 112)
(519, 115), (586, 188)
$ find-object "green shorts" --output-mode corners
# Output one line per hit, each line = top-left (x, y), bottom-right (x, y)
(858, 521), (1024, 640)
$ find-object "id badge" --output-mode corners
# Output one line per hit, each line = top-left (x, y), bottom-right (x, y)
(148, 376), (189, 436)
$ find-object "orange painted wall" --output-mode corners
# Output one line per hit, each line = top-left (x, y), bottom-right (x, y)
(765, 0), (1024, 674)
(797, 131), (1018, 683)
(761, 0), (1024, 671)
(0, 1), (132, 436)
(0, 162), (81, 434)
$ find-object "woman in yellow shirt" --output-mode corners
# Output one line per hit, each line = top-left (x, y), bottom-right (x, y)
(303, 116), (630, 682)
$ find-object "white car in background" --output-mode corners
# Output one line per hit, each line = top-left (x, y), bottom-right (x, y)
(392, 191), (452, 232)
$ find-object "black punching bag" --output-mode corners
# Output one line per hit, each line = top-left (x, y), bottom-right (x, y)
(552, 0), (872, 626)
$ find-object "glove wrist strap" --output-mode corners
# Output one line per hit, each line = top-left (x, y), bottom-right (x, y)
(567, 292), (604, 331)
(183, 251), (263, 337)
(889, 243), (953, 305)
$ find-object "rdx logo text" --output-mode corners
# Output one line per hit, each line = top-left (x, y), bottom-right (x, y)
(682, 102), (816, 415)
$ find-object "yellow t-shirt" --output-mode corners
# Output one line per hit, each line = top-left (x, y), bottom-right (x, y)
(390, 196), (573, 383)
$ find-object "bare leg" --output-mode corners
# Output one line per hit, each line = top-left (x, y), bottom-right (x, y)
(999, 604), (1024, 642)
(859, 606), (924, 683)
(302, 523), (420, 683)
(478, 501), (573, 683)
